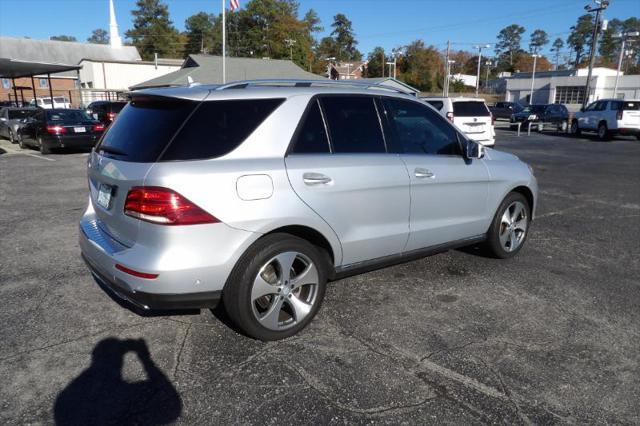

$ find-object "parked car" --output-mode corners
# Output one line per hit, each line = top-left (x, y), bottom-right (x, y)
(79, 80), (537, 341)
(29, 96), (71, 109)
(18, 108), (105, 154)
(0, 107), (37, 143)
(571, 99), (640, 140)
(490, 101), (523, 120)
(510, 104), (570, 131)
(86, 100), (127, 125)
(420, 97), (496, 146)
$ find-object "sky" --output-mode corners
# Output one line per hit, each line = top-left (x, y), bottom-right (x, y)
(0, 0), (638, 58)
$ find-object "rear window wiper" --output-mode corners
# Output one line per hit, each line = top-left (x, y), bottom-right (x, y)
(97, 145), (128, 156)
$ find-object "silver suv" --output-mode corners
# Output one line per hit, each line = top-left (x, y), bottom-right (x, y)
(79, 80), (538, 341)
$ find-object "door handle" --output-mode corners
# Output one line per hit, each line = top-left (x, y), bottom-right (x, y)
(303, 172), (332, 185)
(414, 168), (435, 179)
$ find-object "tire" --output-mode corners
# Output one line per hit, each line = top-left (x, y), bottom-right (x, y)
(18, 135), (26, 149)
(8, 130), (15, 144)
(39, 136), (51, 155)
(636, 135), (640, 141)
(570, 120), (581, 136)
(597, 122), (611, 141)
(223, 233), (329, 341)
(484, 192), (531, 259)
(559, 120), (568, 133)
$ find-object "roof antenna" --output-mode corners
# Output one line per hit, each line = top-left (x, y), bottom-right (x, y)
(187, 76), (200, 87)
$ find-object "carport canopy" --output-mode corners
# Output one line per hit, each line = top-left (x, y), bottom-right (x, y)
(0, 58), (81, 106)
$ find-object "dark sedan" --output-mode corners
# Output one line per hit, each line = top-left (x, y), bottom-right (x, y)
(490, 101), (523, 120)
(85, 100), (127, 125)
(510, 104), (570, 132)
(18, 109), (105, 154)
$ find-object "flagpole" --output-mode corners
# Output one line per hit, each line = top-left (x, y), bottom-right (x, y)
(222, 0), (226, 84)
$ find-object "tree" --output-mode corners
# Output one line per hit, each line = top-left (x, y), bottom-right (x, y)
(50, 35), (77, 42)
(330, 13), (361, 61)
(367, 47), (387, 77)
(529, 29), (549, 53)
(397, 40), (442, 91)
(599, 17), (640, 68)
(495, 24), (526, 68)
(184, 12), (216, 55)
(303, 9), (323, 34)
(550, 37), (564, 69)
(567, 14), (594, 67)
(513, 53), (552, 72)
(125, 0), (183, 60)
(87, 29), (109, 44)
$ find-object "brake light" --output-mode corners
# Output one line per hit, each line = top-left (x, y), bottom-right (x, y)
(46, 125), (66, 134)
(446, 111), (454, 123)
(93, 123), (105, 132)
(124, 186), (219, 225)
(107, 112), (116, 121)
(491, 113), (496, 126)
(617, 109), (623, 120)
(115, 263), (158, 279)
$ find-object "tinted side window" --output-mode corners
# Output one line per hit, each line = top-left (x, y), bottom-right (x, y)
(161, 98), (284, 161)
(290, 99), (330, 154)
(595, 101), (607, 111)
(383, 98), (461, 156)
(321, 96), (385, 153)
(426, 100), (444, 110)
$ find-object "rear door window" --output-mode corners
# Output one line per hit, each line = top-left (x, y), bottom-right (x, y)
(161, 98), (284, 161)
(290, 99), (330, 154)
(383, 98), (461, 156)
(320, 96), (386, 153)
(426, 100), (444, 110)
(452, 101), (490, 117)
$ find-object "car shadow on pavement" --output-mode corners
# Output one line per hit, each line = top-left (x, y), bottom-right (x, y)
(53, 338), (182, 425)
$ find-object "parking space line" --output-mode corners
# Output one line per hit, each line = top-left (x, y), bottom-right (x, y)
(0, 145), (56, 162)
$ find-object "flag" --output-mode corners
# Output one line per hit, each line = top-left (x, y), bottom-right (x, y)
(230, 0), (239, 11)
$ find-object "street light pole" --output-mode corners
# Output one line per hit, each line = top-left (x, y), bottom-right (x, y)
(485, 60), (492, 90)
(530, 54), (540, 105)
(473, 44), (491, 96)
(613, 31), (639, 98)
(582, 0), (609, 109)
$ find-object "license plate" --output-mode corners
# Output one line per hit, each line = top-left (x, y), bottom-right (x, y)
(74, 127), (86, 133)
(97, 184), (113, 209)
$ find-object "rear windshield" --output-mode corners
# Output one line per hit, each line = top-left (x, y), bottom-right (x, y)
(8, 109), (35, 119)
(110, 103), (126, 113)
(46, 110), (92, 123)
(97, 97), (284, 162)
(621, 101), (639, 111)
(452, 101), (490, 116)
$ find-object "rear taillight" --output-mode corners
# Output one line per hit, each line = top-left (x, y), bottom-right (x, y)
(93, 123), (105, 132)
(446, 112), (454, 123)
(107, 112), (116, 121)
(491, 113), (495, 125)
(124, 186), (219, 225)
(617, 109), (623, 120)
(46, 125), (66, 134)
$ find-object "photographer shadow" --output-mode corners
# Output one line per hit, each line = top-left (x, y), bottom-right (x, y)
(54, 338), (182, 425)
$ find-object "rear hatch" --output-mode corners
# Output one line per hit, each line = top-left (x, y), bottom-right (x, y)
(452, 100), (494, 143)
(619, 101), (640, 128)
(88, 96), (201, 246)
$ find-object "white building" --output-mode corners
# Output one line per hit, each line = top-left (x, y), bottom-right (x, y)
(505, 67), (640, 111)
(450, 73), (477, 88)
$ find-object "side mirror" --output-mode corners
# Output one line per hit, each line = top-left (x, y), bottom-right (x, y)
(466, 140), (485, 159)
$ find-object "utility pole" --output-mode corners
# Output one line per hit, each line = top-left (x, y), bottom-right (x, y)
(485, 60), (492, 91)
(582, 0), (609, 109)
(381, 50), (385, 77)
(386, 56), (397, 79)
(473, 44), (491, 96)
(285, 39), (297, 61)
(443, 40), (451, 96)
(613, 31), (639, 98)
(530, 53), (541, 104)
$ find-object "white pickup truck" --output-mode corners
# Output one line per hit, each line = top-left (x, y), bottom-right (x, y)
(571, 99), (640, 140)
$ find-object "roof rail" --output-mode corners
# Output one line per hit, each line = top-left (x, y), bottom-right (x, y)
(214, 79), (413, 95)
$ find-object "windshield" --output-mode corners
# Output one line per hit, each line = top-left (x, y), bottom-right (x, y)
(8, 109), (35, 120)
(46, 110), (93, 123)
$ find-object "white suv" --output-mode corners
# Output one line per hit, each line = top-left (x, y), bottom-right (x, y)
(29, 97), (71, 109)
(571, 99), (640, 140)
(421, 97), (495, 146)
(80, 80), (537, 340)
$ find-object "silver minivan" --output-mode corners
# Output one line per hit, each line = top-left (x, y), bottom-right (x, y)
(80, 80), (537, 340)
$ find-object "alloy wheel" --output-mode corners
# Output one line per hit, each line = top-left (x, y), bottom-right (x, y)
(9, 130), (14, 143)
(251, 251), (319, 331)
(499, 201), (528, 252)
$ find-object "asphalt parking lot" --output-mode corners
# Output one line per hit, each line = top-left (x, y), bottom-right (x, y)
(1, 127), (639, 424)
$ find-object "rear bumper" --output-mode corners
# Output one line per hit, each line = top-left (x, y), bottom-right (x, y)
(612, 127), (640, 135)
(82, 253), (221, 310)
(47, 134), (100, 149)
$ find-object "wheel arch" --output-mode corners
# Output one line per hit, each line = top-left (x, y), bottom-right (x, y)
(263, 225), (337, 269)
(511, 185), (535, 216)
